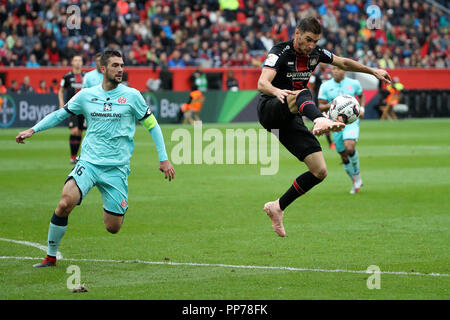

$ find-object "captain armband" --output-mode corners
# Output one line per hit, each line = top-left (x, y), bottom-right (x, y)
(140, 109), (157, 131)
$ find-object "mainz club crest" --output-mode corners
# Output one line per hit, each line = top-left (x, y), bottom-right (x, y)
(118, 97), (127, 104)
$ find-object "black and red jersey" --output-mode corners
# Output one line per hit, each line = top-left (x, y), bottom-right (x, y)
(60, 71), (85, 103)
(262, 39), (333, 97)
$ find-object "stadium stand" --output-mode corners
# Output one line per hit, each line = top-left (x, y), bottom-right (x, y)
(0, 0), (448, 74)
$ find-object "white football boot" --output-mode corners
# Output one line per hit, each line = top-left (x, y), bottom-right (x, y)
(350, 173), (363, 194)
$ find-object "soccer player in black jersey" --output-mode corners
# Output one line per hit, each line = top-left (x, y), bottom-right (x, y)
(58, 55), (85, 164)
(257, 17), (392, 237)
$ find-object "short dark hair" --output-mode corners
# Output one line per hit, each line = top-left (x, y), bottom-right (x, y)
(100, 50), (122, 67)
(71, 54), (83, 61)
(296, 17), (322, 34)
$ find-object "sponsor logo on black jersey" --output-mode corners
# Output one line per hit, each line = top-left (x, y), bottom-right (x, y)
(286, 71), (312, 81)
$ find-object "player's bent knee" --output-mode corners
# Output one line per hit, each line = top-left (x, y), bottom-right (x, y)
(341, 154), (349, 163)
(313, 167), (328, 180)
(57, 197), (75, 216)
(103, 210), (124, 234)
(106, 224), (121, 234)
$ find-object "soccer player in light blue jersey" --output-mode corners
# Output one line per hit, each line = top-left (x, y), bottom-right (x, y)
(83, 52), (104, 88)
(318, 65), (365, 194)
(16, 50), (175, 267)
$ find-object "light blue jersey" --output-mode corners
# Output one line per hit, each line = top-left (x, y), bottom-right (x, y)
(30, 82), (168, 214)
(318, 77), (362, 108)
(65, 84), (150, 166)
(83, 69), (103, 88)
(318, 77), (363, 153)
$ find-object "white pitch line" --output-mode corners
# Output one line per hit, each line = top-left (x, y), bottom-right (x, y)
(0, 256), (449, 278)
(0, 237), (62, 259)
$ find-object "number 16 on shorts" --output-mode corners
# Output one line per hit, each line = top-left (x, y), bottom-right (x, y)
(75, 164), (85, 176)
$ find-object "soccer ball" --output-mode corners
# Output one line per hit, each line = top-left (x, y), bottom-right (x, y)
(329, 95), (360, 124)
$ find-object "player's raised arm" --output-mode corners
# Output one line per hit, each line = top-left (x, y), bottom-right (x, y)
(16, 89), (85, 144)
(331, 55), (392, 84)
(15, 107), (72, 144)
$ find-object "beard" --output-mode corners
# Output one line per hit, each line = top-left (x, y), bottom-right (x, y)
(107, 73), (122, 85)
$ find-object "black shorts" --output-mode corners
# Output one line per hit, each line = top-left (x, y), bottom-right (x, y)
(68, 114), (86, 130)
(257, 96), (322, 161)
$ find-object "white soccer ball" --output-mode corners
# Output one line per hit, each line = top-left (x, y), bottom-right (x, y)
(329, 95), (360, 124)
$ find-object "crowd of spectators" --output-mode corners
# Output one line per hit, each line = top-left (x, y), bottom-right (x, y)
(0, 0), (448, 72)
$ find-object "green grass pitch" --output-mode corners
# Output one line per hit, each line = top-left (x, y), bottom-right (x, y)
(0, 119), (449, 300)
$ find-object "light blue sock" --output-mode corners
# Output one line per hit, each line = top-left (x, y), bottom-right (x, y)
(47, 213), (68, 257)
(348, 150), (360, 174)
(343, 161), (354, 180)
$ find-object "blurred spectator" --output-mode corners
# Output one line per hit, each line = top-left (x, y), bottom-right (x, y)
(7, 79), (20, 94)
(378, 52), (395, 69)
(31, 42), (46, 66)
(226, 70), (239, 91)
(26, 54), (40, 67)
(182, 52), (196, 66)
(271, 16), (289, 43)
(12, 39), (27, 65)
(168, 49), (185, 67)
(61, 39), (78, 61)
(0, 78), (6, 94)
(22, 26), (40, 55)
(126, 50), (139, 66)
(19, 76), (34, 93)
(260, 30), (274, 51)
(39, 27), (56, 50)
(190, 66), (208, 92)
(380, 77), (404, 120)
(46, 40), (60, 65)
(49, 79), (59, 94)
(92, 28), (107, 53)
(36, 80), (49, 94)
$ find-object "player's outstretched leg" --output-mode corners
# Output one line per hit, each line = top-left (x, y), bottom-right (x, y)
(33, 212), (68, 268)
(349, 150), (362, 193)
(343, 139), (362, 194)
(265, 152), (327, 237)
(33, 179), (80, 268)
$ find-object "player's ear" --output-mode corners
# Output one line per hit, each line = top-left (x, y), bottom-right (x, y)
(100, 65), (106, 74)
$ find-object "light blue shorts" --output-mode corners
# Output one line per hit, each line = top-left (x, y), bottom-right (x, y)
(332, 119), (360, 153)
(66, 160), (130, 215)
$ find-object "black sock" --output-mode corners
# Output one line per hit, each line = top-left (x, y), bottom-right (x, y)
(69, 135), (81, 157)
(279, 172), (324, 210)
(51, 212), (68, 226)
(296, 89), (323, 121)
